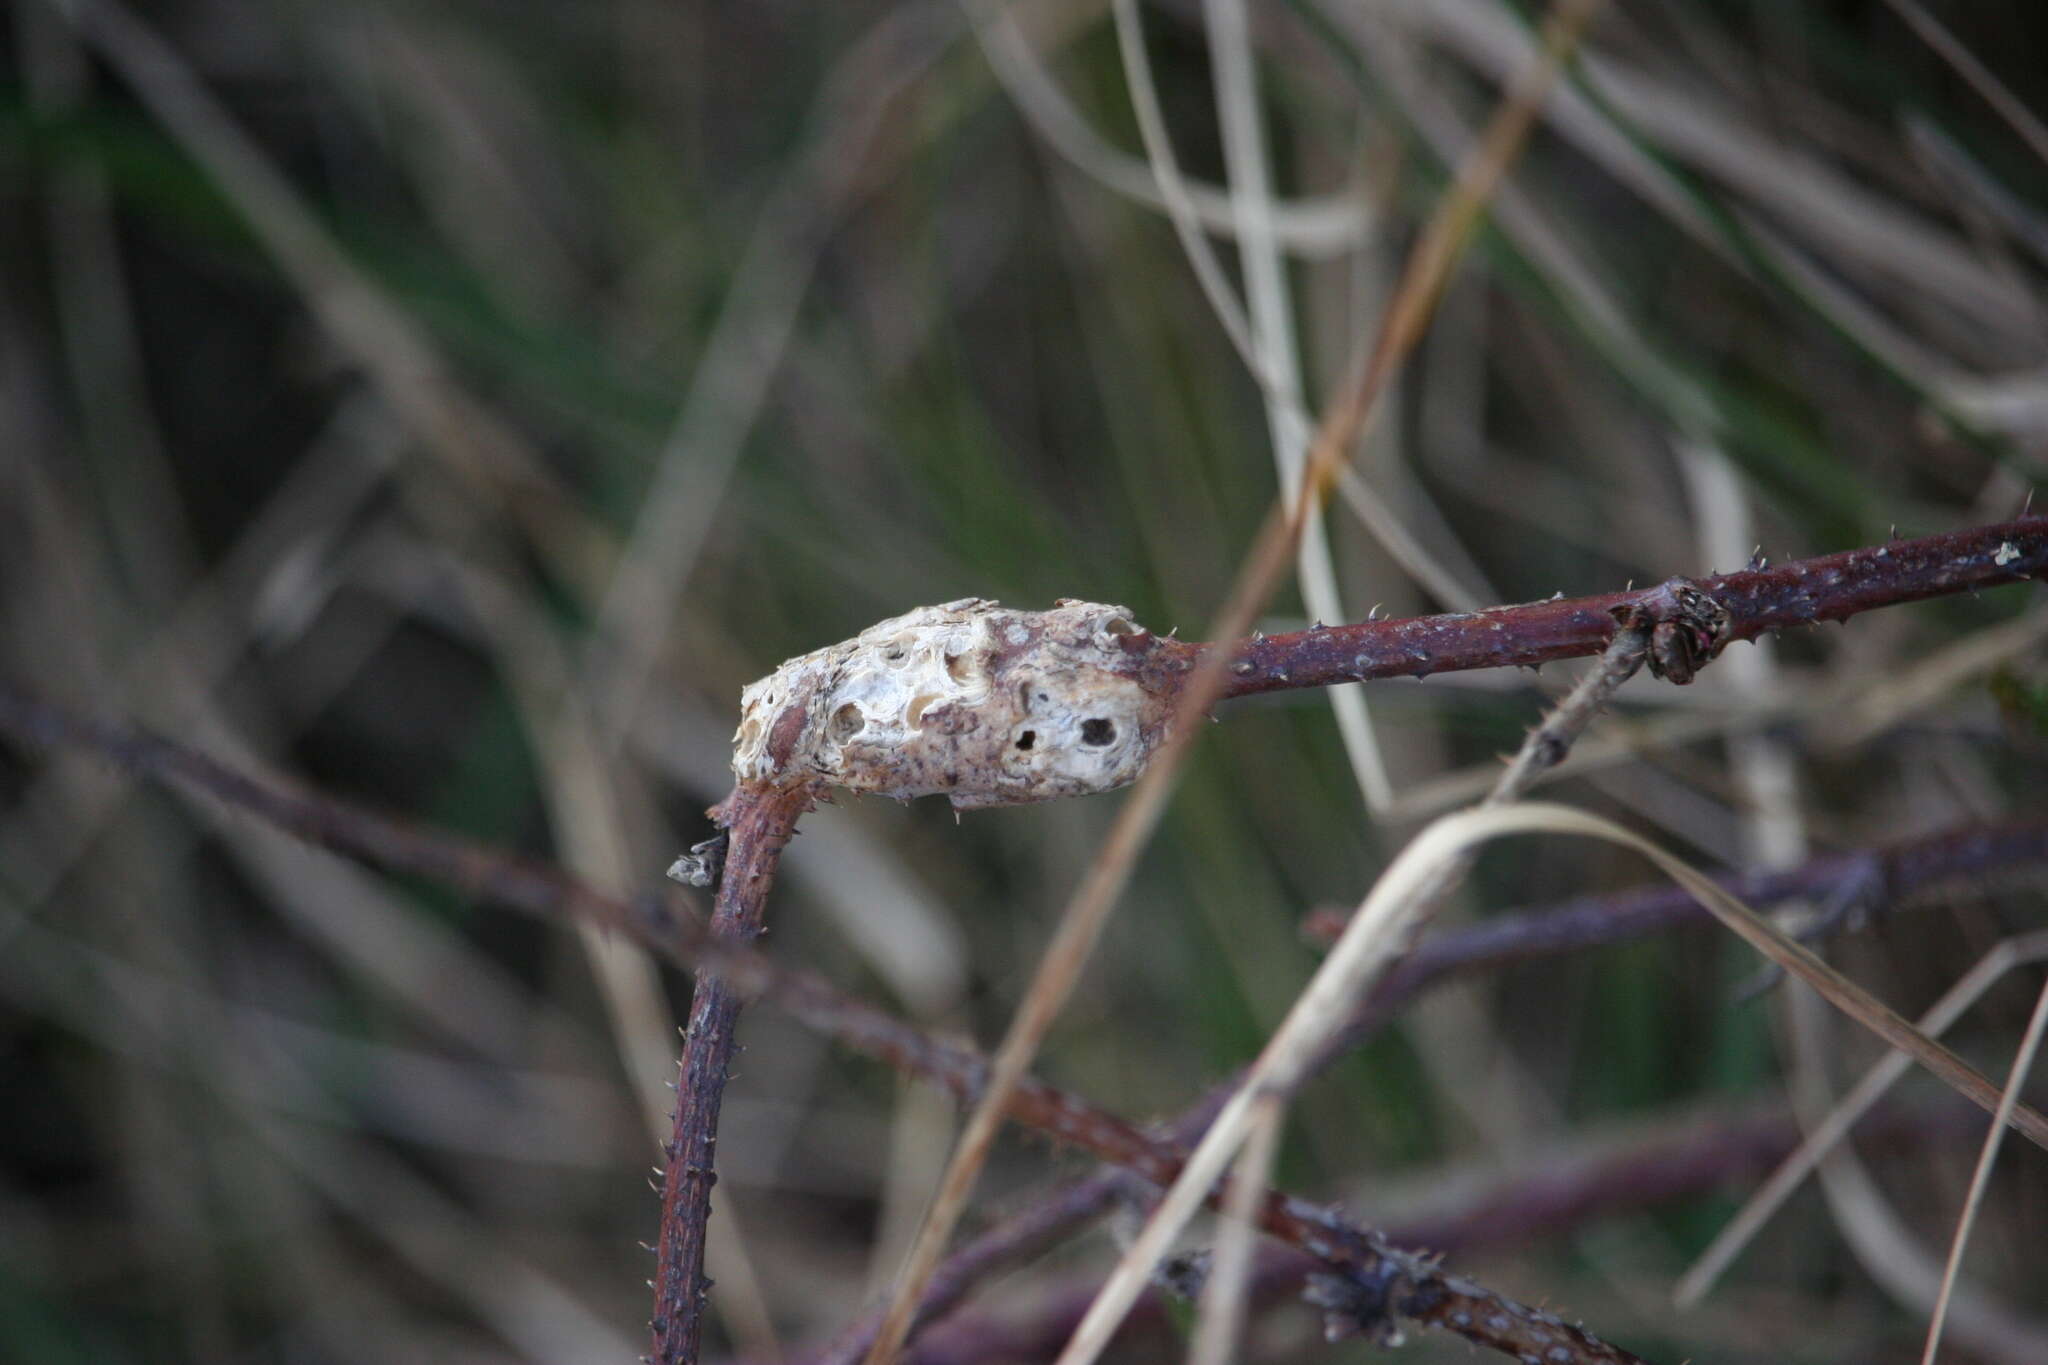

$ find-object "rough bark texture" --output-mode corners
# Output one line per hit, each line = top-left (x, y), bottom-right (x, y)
(1207, 516), (2046, 696)
(650, 781), (814, 1365)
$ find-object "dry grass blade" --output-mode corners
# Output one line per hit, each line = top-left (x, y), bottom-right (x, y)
(1058, 796), (2048, 1365)
(857, 7), (1603, 1361)
(1395, 601), (2048, 819)
(1881, 0), (2048, 169)
(1921, 974), (2048, 1364)
(1499, 807), (2048, 1153)
(49, 0), (609, 591)
(1188, 1098), (1283, 1365)
(1204, 0), (1392, 814)
(967, 0), (1369, 254)
(1051, 801), (1622, 1365)
(1107, 0), (1263, 377)
(1676, 929), (2048, 1308)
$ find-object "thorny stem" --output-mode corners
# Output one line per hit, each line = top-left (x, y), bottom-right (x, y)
(1311, 819), (2048, 1073)
(0, 684), (1654, 1362)
(5, 688), (2045, 1365)
(861, 6), (1608, 1352)
(652, 782), (815, 1365)
(1055, 589), (1683, 1365)
(880, 1099), (1977, 1365)
(3, 517), (2042, 1364)
(798, 818), (2048, 1365)
(1274, 576), (1716, 1033)
(1200, 516), (2046, 696)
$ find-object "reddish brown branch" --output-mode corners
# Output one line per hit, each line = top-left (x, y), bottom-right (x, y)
(1313, 817), (2048, 1074)
(0, 683), (1643, 1361)
(889, 1099), (1979, 1365)
(5, 518), (2043, 1365)
(8, 685), (2047, 1362)
(1199, 516), (2046, 696)
(791, 816), (2048, 1365)
(653, 782), (814, 1365)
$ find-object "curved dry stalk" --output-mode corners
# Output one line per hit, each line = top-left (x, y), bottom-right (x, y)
(812, 817), (2048, 1365)
(873, 1098), (1974, 1365)
(1677, 927), (2048, 1308)
(1202, 0), (1394, 815)
(964, 0), (1372, 256)
(863, 7), (1607, 1357)
(1052, 804), (1660, 1365)
(16, 682), (2048, 1365)
(1922, 973), (2048, 1364)
(0, 684), (1643, 1364)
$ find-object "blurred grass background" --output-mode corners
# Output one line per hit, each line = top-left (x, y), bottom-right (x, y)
(3, 0), (2046, 1361)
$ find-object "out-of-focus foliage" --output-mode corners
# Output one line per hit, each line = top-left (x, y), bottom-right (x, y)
(2, 1), (2044, 1361)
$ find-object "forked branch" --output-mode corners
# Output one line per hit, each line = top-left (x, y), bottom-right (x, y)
(3, 515), (2041, 1365)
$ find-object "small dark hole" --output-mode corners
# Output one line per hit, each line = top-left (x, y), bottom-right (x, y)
(1080, 718), (1115, 746)
(830, 703), (865, 742)
(1016, 730), (1037, 751)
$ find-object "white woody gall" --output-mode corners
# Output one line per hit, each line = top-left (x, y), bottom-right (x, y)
(729, 598), (1171, 809)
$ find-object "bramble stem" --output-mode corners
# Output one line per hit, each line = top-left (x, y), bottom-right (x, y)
(6, 515), (2043, 1365)
(652, 782), (813, 1365)
(1203, 517), (2045, 696)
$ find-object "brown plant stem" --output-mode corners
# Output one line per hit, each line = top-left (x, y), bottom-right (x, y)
(9, 685), (2046, 1363)
(800, 814), (2048, 1365)
(0, 684), (1636, 1361)
(806, 1171), (1131, 1365)
(857, 7), (1610, 1356)
(1052, 582), (1682, 1365)
(4, 513), (2043, 1361)
(883, 1099), (1978, 1365)
(1199, 516), (2046, 696)
(652, 782), (815, 1365)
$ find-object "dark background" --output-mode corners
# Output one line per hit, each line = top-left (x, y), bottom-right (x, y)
(3, 1), (2046, 1361)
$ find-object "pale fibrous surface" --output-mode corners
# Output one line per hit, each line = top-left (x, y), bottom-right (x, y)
(730, 598), (1173, 809)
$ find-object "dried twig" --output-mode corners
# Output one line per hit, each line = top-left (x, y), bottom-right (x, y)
(1314, 820), (2048, 1069)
